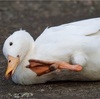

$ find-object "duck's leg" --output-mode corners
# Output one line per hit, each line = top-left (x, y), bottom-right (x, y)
(71, 52), (88, 66)
(27, 59), (82, 76)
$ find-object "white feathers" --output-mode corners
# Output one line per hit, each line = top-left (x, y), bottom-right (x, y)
(48, 18), (100, 36)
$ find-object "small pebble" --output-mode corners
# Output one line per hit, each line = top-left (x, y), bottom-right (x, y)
(40, 89), (45, 92)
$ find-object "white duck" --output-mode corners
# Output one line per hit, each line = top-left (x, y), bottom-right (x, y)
(3, 17), (100, 85)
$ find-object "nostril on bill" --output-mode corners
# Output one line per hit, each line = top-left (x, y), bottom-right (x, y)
(8, 60), (11, 63)
(17, 55), (19, 57)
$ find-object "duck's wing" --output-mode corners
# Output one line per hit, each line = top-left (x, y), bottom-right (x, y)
(27, 59), (82, 76)
(35, 18), (100, 44)
(42, 18), (100, 36)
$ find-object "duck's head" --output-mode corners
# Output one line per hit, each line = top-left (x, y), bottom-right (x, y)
(3, 30), (34, 79)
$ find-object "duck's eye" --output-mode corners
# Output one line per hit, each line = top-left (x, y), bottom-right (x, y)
(9, 42), (13, 46)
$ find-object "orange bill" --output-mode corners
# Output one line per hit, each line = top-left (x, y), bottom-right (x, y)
(5, 55), (20, 79)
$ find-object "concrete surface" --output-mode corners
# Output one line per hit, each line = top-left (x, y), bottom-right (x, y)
(0, 1), (100, 99)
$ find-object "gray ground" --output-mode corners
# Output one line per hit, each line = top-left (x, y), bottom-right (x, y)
(0, 1), (100, 99)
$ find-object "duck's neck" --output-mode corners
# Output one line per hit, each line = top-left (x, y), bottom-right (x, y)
(12, 43), (37, 84)
(22, 43), (36, 66)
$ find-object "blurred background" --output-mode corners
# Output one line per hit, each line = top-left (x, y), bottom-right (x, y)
(0, 1), (100, 99)
(1, 1), (100, 39)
